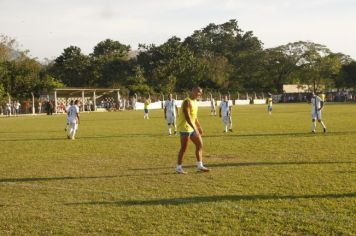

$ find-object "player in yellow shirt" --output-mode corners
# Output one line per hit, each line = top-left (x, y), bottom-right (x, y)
(267, 93), (273, 115)
(176, 87), (210, 174)
(143, 97), (150, 119)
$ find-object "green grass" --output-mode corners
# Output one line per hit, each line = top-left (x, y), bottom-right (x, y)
(0, 103), (355, 235)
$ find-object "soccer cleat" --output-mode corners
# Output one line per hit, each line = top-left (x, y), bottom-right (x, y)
(197, 166), (210, 172)
(229, 129), (233, 132)
(176, 167), (187, 174)
(312, 130), (316, 134)
(323, 128), (327, 133)
(67, 135), (70, 139)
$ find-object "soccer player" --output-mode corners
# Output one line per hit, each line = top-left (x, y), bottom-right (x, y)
(267, 93), (273, 115)
(176, 87), (209, 174)
(143, 97), (150, 119)
(210, 95), (216, 116)
(310, 92), (327, 133)
(67, 100), (80, 140)
(219, 95), (233, 132)
(64, 100), (73, 132)
(164, 93), (178, 136)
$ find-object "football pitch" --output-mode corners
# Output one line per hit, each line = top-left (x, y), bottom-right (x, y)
(1, 103), (355, 235)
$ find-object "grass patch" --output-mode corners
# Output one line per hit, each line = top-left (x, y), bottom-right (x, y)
(0, 103), (355, 235)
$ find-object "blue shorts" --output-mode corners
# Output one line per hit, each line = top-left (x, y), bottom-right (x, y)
(144, 109), (149, 113)
(180, 131), (197, 137)
(268, 106), (272, 112)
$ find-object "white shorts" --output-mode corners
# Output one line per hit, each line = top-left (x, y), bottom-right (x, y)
(166, 115), (176, 125)
(222, 116), (232, 124)
(312, 111), (322, 120)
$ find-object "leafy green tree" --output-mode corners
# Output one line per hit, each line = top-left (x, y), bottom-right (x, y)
(337, 61), (356, 88)
(49, 46), (91, 87)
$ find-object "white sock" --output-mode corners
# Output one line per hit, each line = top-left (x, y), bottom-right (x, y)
(176, 165), (182, 170)
(197, 161), (203, 168)
(224, 125), (227, 132)
(312, 121), (316, 131)
(168, 127), (172, 135)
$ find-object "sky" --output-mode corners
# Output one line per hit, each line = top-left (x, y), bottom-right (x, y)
(1, 0), (355, 61)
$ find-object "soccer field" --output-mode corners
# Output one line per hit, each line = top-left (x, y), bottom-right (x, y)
(1, 103), (355, 235)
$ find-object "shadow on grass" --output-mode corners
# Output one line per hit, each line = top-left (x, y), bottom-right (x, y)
(204, 130), (356, 138)
(0, 172), (175, 183)
(130, 161), (356, 171)
(65, 192), (356, 206)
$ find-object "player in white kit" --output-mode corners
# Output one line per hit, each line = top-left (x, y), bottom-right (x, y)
(164, 93), (179, 135)
(67, 100), (80, 140)
(310, 92), (327, 133)
(210, 95), (216, 116)
(64, 100), (73, 132)
(219, 95), (233, 132)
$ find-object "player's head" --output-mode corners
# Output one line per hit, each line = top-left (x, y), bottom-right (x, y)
(168, 93), (173, 100)
(224, 95), (228, 101)
(74, 100), (79, 105)
(191, 87), (203, 99)
(70, 100), (74, 105)
(268, 92), (272, 98)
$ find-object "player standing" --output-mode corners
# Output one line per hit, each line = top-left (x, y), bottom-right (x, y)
(164, 93), (178, 136)
(311, 92), (327, 133)
(176, 87), (209, 174)
(143, 97), (150, 119)
(210, 95), (216, 116)
(219, 95), (233, 132)
(267, 93), (273, 115)
(67, 100), (80, 140)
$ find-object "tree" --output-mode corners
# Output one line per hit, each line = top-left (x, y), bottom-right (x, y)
(337, 61), (356, 88)
(49, 46), (91, 87)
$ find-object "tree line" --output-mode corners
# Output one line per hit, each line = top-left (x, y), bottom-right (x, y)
(1, 19), (356, 101)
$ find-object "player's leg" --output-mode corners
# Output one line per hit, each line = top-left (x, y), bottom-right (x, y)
(167, 122), (172, 135)
(176, 134), (189, 174)
(71, 123), (78, 139)
(311, 118), (316, 133)
(222, 116), (228, 132)
(190, 133), (209, 172)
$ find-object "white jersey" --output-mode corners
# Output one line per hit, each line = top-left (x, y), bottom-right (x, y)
(164, 100), (177, 117)
(220, 100), (232, 117)
(311, 96), (322, 113)
(67, 105), (79, 123)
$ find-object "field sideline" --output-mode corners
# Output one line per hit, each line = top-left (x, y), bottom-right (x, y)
(0, 103), (355, 235)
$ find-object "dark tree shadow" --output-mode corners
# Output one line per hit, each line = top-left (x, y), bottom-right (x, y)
(65, 192), (356, 206)
(0, 172), (175, 183)
(130, 161), (356, 171)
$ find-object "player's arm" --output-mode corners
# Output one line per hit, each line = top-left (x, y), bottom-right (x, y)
(229, 105), (232, 116)
(182, 100), (196, 132)
(219, 104), (222, 117)
(319, 100), (324, 110)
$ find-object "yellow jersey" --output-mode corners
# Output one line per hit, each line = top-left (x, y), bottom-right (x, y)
(144, 100), (150, 109)
(177, 97), (198, 132)
(267, 98), (273, 106)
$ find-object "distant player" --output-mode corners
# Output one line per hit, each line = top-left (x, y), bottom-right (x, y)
(67, 100), (80, 140)
(210, 95), (216, 116)
(143, 97), (150, 119)
(310, 92), (327, 133)
(267, 93), (273, 115)
(176, 87), (209, 174)
(219, 95), (233, 132)
(64, 100), (73, 132)
(164, 93), (178, 136)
